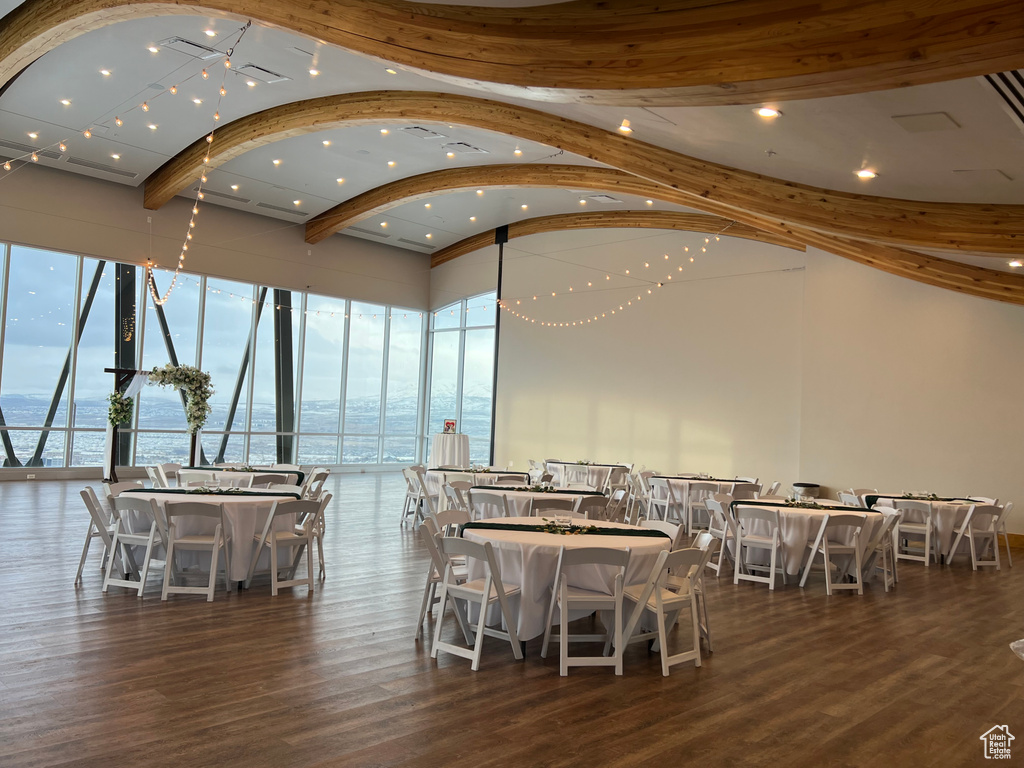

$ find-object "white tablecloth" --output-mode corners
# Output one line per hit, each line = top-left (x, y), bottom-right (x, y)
(431, 434), (469, 468)
(732, 501), (885, 577)
(423, 469), (530, 499)
(545, 461), (629, 490)
(122, 489), (300, 582)
(650, 477), (738, 522)
(469, 488), (604, 518)
(868, 494), (975, 556)
(178, 468), (302, 487)
(462, 517), (671, 640)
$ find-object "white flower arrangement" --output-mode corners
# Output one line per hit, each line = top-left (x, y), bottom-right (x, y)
(148, 363), (214, 434)
(106, 391), (134, 427)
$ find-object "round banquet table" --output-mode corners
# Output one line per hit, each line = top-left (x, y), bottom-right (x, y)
(649, 476), (738, 523)
(423, 468), (530, 500)
(178, 467), (303, 488)
(121, 488), (302, 582)
(545, 461), (629, 490)
(461, 517), (672, 640)
(430, 433), (469, 468)
(468, 487), (605, 518)
(867, 494), (977, 557)
(731, 500), (887, 577)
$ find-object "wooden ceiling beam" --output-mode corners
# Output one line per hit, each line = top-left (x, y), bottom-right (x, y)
(2, 0), (1023, 106)
(145, 91), (1024, 255)
(429, 211), (806, 268)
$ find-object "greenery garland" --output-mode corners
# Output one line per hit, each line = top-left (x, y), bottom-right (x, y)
(107, 391), (134, 427)
(148, 364), (214, 434)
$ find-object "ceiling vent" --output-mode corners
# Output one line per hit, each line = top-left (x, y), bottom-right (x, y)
(233, 64), (291, 85)
(0, 139), (61, 159)
(348, 225), (390, 238)
(586, 194), (624, 204)
(158, 37), (226, 61)
(256, 202), (307, 216)
(397, 238), (436, 250)
(983, 71), (1024, 133)
(890, 112), (961, 133)
(64, 156), (138, 178)
(402, 126), (447, 140)
(442, 141), (488, 155)
(191, 186), (251, 203)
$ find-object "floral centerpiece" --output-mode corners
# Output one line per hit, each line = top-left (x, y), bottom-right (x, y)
(784, 499), (824, 509)
(187, 486), (246, 495)
(902, 492), (940, 501)
(576, 460), (593, 465)
(529, 483), (556, 493)
(148, 363), (213, 434)
(538, 518), (599, 535)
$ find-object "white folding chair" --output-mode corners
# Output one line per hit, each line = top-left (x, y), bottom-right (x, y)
(245, 498), (324, 594)
(799, 513), (867, 595)
(998, 501), (1014, 568)
(541, 546), (630, 676)
(158, 463), (182, 487)
(735, 476), (759, 485)
(763, 481), (782, 497)
(415, 518), (469, 639)
(730, 482), (760, 501)
(161, 501), (233, 602)
(468, 489), (511, 520)
(575, 494), (610, 520)
(76, 487), (123, 585)
(431, 537), (523, 671)
(103, 495), (167, 597)
(860, 508), (900, 591)
(640, 519), (686, 551)
(690, 532), (719, 651)
(442, 482), (470, 515)
(686, 482), (718, 533)
(605, 489), (629, 524)
(893, 499), (938, 566)
(145, 466), (164, 488)
(532, 496), (579, 516)
(838, 492), (861, 507)
(308, 492), (332, 579)
(621, 547), (705, 676)
(401, 467), (423, 525)
(413, 467), (437, 521)
(648, 477), (678, 524)
(250, 472), (290, 488)
(177, 469), (216, 487)
(703, 495), (735, 578)
(303, 467), (330, 500)
(963, 505), (1007, 570)
(733, 505), (787, 590)
(563, 464), (591, 488)
(495, 474), (526, 485)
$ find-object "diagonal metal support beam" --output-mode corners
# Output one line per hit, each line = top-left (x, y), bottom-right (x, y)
(216, 287), (267, 462)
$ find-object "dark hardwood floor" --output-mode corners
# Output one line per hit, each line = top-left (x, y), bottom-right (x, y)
(1, 474), (1021, 767)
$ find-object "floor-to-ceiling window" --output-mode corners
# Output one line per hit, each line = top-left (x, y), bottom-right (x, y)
(0, 241), (428, 468)
(424, 291), (497, 465)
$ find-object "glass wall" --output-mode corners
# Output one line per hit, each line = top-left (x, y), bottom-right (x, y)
(0, 241), (428, 468)
(425, 291), (497, 465)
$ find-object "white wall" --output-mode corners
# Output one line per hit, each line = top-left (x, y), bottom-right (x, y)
(438, 228), (1024, 532)
(0, 163), (430, 309)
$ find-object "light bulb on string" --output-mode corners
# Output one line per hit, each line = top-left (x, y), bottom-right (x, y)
(202, 69), (209, 79)
(170, 85), (177, 95)
(114, 116), (123, 126)
(142, 102), (149, 112)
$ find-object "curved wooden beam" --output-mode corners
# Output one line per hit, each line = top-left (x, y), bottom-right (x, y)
(430, 211), (805, 268)
(146, 92), (1024, 255)
(2, 0), (1024, 106)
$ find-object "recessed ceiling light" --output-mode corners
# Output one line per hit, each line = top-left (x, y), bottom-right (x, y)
(193, 98), (203, 105)
(856, 169), (878, 179)
(111, 153), (120, 160)
(272, 159), (281, 166)
(1010, 260), (1023, 268)
(514, 147), (522, 156)
(385, 68), (397, 75)
(521, 204), (528, 210)
(645, 199), (654, 205)
(147, 46), (159, 53)
(204, 29), (217, 37)
(322, 140), (331, 146)
(425, 233), (432, 239)
(387, 160), (396, 167)
(424, 203), (431, 209)
(230, 184), (239, 191)
(470, 216), (476, 222)
(380, 221), (388, 228)
(99, 68), (111, 76)
(579, 199), (586, 205)
(308, 68), (319, 77)
(246, 80), (256, 87)
(476, 190), (484, 196)
(380, 129), (389, 135)
(148, 123), (157, 130)
(618, 119), (632, 134)
(293, 200), (301, 206)
(754, 107), (782, 118)
(60, 99), (71, 106)
(336, 177), (345, 184)
(446, 151), (455, 158)
(27, 132), (37, 139)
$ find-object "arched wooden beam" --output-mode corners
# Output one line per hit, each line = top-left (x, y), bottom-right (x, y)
(430, 211), (805, 268)
(2, 0), (1024, 106)
(146, 92), (1024, 255)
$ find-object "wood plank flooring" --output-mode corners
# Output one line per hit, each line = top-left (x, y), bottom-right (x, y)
(1, 474), (1022, 767)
